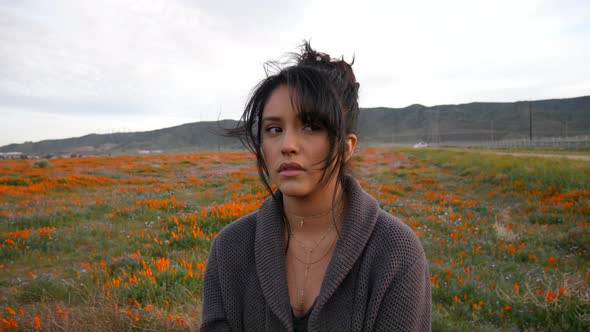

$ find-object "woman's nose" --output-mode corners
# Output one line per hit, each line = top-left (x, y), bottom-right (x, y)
(281, 129), (299, 155)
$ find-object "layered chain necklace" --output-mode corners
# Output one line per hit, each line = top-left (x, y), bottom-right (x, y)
(287, 202), (343, 228)
(287, 207), (344, 314)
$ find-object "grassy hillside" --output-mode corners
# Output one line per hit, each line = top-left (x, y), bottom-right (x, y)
(2, 95), (589, 155)
(358, 96), (590, 143)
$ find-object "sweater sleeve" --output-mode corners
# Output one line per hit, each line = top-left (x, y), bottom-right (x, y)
(199, 238), (232, 332)
(373, 255), (432, 331)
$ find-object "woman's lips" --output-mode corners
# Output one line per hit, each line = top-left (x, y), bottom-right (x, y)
(279, 169), (304, 176)
(278, 162), (304, 176)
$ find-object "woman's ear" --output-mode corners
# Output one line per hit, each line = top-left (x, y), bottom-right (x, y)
(345, 134), (357, 162)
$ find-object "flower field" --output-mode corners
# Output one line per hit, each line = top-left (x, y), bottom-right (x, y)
(0, 148), (588, 331)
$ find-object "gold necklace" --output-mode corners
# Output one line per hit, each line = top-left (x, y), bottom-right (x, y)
(286, 202), (343, 228)
(289, 235), (337, 314)
(290, 234), (336, 265)
(290, 222), (335, 253)
(287, 206), (342, 256)
(287, 207), (343, 315)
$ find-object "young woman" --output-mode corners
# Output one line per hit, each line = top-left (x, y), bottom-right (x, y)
(200, 42), (431, 331)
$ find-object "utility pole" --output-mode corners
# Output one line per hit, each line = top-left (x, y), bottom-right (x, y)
(529, 100), (533, 141)
(218, 105), (222, 151)
(436, 108), (440, 144)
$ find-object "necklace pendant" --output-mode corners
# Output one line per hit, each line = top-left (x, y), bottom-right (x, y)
(300, 218), (304, 228)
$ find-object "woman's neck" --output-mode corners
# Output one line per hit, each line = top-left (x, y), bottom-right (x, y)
(283, 181), (345, 235)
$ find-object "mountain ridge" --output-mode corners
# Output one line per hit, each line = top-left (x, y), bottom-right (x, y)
(2, 95), (589, 155)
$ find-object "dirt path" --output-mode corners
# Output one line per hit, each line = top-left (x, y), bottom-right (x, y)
(370, 144), (590, 161)
(462, 150), (590, 161)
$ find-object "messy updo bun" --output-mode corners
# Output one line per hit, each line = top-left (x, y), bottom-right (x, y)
(228, 40), (360, 210)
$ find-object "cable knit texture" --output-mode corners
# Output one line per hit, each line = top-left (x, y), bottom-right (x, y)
(200, 176), (431, 331)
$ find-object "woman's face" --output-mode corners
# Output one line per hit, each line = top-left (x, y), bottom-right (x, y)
(261, 85), (334, 200)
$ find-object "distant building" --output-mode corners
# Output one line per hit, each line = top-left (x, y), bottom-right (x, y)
(138, 150), (163, 155)
(0, 152), (24, 159)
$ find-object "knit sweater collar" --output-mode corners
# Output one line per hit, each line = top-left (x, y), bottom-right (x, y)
(254, 175), (380, 330)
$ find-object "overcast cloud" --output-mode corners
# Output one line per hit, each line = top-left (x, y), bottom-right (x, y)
(1, 0), (589, 145)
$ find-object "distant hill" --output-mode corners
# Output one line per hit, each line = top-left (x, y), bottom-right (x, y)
(358, 96), (590, 143)
(0, 120), (243, 156)
(1, 96), (589, 156)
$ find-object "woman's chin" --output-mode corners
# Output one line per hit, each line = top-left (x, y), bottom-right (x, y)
(277, 183), (313, 199)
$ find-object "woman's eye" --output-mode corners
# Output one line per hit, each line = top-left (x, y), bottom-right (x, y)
(265, 126), (281, 134)
(303, 123), (323, 132)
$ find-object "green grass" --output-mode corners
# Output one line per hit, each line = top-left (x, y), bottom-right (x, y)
(401, 147), (590, 190)
(477, 146), (590, 155)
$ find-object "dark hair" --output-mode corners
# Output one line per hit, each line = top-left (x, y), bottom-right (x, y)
(228, 41), (360, 234)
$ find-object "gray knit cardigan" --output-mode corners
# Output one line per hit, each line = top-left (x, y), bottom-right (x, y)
(200, 176), (431, 331)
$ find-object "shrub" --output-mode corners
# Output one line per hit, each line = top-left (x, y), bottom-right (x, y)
(32, 159), (52, 168)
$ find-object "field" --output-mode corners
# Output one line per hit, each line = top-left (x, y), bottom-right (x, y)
(0, 148), (588, 331)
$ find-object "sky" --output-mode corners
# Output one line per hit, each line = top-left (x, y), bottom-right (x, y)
(1, 0), (589, 146)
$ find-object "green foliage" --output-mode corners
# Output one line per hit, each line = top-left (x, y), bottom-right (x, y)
(402, 148), (590, 190)
(0, 177), (29, 186)
(17, 275), (82, 304)
(32, 159), (52, 168)
(528, 212), (564, 225)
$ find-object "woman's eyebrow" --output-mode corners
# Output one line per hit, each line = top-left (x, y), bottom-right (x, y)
(261, 116), (282, 122)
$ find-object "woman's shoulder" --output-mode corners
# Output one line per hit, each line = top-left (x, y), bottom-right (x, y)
(345, 176), (425, 267)
(211, 210), (258, 251)
(368, 209), (426, 267)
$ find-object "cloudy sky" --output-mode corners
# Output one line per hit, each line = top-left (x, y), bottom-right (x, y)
(1, 0), (589, 146)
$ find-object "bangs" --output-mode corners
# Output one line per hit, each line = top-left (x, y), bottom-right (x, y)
(273, 66), (345, 185)
(283, 66), (343, 140)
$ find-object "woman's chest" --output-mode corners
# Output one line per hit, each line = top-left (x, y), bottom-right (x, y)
(285, 251), (333, 316)
(229, 249), (378, 331)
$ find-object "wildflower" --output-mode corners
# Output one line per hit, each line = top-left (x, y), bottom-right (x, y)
(34, 316), (41, 329)
(504, 305), (511, 312)
(153, 257), (170, 272)
(445, 269), (453, 280)
(1, 317), (18, 328)
(430, 275), (437, 285)
(56, 305), (68, 318)
(545, 290), (559, 303)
